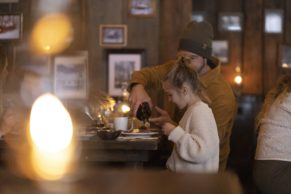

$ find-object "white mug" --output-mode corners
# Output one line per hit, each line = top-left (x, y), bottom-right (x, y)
(114, 117), (128, 131)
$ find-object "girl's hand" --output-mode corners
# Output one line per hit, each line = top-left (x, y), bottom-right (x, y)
(149, 106), (173, 127)
(162, 122), (176, 136)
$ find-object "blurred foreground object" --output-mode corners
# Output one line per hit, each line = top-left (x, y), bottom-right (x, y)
(30, 13), (73, 55)
(0, 168), (243, 194)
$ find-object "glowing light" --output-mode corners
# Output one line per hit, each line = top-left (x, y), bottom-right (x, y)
(234, 75), (243, 85)
(29, 93), (75, 180)
(30, 13), (73, 55)
(235, 66), (241, 73)
(121, 103), (130, 113)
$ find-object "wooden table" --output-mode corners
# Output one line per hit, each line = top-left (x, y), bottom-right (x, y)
(0, 134), (162, 168)
(79, 135), (161, 167)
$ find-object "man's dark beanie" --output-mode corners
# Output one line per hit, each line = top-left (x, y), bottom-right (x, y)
(178, 21), (214, 61)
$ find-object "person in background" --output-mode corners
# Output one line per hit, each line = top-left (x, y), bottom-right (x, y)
(0, 65), (49, 138)
(161, 58), (219, 173)
(253, 74), (291, 194)
(128, 20), (237, 171)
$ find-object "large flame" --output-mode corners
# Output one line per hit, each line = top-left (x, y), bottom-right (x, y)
(29, 93), (75, 180)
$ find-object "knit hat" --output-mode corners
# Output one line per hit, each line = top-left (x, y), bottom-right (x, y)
(178, 21), (213, 60)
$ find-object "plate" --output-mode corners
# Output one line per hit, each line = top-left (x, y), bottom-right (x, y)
(121, 131), (159, 137)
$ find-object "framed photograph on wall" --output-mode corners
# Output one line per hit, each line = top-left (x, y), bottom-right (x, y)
(128, 0), (156, 17)
(0, 0), (18, 3)
(212, 40), (229, 63)
(218, 12), (243, 32)
(0, 13), (22, 40)
(53, 51), (88, 99)
(264, 9), (283, 34)
(99, 24), (127, 47)
(107, 49), (144, 96)
(191, 11), (206, 22)
(281, 45), (291, 69)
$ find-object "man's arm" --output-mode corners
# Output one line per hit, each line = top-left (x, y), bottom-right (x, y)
(128, 60), (175, 115)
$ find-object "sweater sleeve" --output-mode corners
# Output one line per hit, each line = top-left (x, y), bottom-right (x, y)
(168, 104), (219, 163)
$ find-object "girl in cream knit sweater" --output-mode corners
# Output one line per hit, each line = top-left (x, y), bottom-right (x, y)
(158, 58), (219, 173)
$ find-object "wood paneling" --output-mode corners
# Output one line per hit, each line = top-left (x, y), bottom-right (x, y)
(87, 0), (160, 94)
(159, 0), (192, 63)
(243, 0), (263, 94)
(263, 0), (285, 93)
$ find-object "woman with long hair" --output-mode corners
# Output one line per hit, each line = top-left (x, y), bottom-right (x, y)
(254, 74), (291, 194)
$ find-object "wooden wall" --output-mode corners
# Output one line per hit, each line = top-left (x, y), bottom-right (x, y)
(193, 0), (291, 95)
(3, 0), (291, 96)
(86, 0), (160, 93)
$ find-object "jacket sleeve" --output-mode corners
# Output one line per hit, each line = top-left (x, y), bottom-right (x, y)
(128, 60), (175, 90)
(168, 106), (219, 163)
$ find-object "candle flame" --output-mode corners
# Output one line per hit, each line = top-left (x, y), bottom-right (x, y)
(29, 93), (75, 180)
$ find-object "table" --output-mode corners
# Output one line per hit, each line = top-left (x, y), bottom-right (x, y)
(79, 135), (161, 167)
(0, 133), (162, 168)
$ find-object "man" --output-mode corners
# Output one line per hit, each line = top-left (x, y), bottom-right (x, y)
(128, 21), (237, 171)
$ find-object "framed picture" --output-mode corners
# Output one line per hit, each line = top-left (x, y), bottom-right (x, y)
(212, 40), (229, 63)
(281, 45), (291, 69)
(191, 11), (206, 22)
(218, 12), (243, 32)
(53, 51), (88, 99)
(0, 13), (22, 40)
(264, 9), (283, 34)
(0, 0), (18, 3)
(99, 24), (127, 47)
(107, 49), (144, 96)
(128, 0), (156, 17)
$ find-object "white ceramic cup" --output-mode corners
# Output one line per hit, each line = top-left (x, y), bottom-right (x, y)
(114, 117), (128, 131)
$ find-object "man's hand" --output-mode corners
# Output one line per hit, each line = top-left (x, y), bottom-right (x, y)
(128, 84), (152, 116)
(149, 106), (174, 127)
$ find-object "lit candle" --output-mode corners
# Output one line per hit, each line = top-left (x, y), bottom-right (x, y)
(29, 93), (76, 181)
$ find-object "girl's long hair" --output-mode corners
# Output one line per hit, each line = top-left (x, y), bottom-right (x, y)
(255, 74), (291, 130)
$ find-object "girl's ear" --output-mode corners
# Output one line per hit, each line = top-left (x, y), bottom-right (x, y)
(181, 83), (189, 95)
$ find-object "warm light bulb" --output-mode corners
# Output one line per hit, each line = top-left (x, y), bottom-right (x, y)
(121, 103), (130, 113)
(234, 75), (243, 85)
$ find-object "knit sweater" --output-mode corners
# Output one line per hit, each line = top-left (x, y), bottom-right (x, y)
(255, 93), (291, 161)
(166, 101), (219, 173)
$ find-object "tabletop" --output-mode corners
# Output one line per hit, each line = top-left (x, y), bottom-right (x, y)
(0, 131), (162, 167)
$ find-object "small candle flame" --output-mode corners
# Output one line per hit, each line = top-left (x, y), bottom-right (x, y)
(29, 93), (75, 180)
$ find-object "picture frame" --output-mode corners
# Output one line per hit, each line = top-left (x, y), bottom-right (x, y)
(212, 40), (229, 63)
(128, 0), (156, 17)
(264, 9), (283, 34)
(53, 51), (88, 99)
(218, 12), (243, 32)
(0, 13), (22, 41)
(99, 24), (127, 47)
(281, 45), (291, 69)
(0, 0), (18, 3)
(191, 11), (206, 22)
(107, 49), (144, 96)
